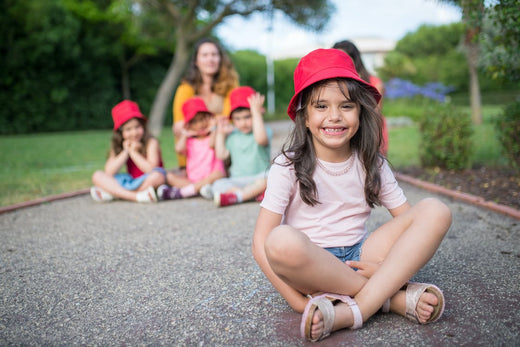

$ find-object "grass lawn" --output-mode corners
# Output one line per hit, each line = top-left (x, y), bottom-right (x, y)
(0, 129), (178, 207)
(0, 102), (512, 207)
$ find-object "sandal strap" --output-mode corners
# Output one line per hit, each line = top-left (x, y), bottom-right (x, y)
(323, 294), (363, 330)
(342, 296), (363, 330)
(313, 297), (335, 339)
(405, 281), (445, 324)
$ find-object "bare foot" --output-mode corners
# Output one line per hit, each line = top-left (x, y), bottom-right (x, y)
(415, 291), (438, 323)
(309, 302), (354, 340)
(391, 289), (440, 323)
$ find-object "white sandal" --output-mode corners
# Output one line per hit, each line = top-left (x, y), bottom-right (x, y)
(404, 282), (445, 324)
(90, 187), (114, 202)
(136, 186), (158, 203)
(300, 293), (363, 342)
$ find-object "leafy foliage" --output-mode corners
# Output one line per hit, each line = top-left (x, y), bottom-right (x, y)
(480, 0), (520, 81)
(231, 50), (268, 95)
(419, 104), (474, 170)
(495, 100), (520, 171)
(0, 0), (171, 134)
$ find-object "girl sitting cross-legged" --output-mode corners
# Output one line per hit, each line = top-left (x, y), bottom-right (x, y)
(252, 48), (452, 342)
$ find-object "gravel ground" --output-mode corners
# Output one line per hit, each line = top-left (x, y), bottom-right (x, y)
(1, 120), (519, 345)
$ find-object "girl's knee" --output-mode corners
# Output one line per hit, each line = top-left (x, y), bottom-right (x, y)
(265, 226), (309, 266)
(149, 170), (166, 185)
(91, 170), (104, 184)
(419, 198), (452, 228)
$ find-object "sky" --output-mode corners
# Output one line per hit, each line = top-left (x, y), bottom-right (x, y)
(216, 0), (462, 59)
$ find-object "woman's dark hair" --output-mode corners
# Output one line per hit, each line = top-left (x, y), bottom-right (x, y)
(333, 40), (371, 83)
(184, 38), (239, 96)
(111, 118), (152, 157)
(281, 78), (384, 207)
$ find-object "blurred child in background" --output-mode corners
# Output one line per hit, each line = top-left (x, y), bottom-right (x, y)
(91, 100), (165, 203)
(158, 97), (225, 200)
(201, 86), (272, 207)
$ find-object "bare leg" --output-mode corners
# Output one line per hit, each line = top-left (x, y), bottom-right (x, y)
(193, 170), (226, 192)
(225, 178), (266, 201)
(165, 170), (191, 188)
(92, 170), (139, 201)
(265, 198), (451, 339)
(137, 171), (165, 191)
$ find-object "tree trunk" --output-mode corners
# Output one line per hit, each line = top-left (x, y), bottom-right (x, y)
(121, 65), (131, 100)
(465, 40), (482, 125)
(148, 42), (190, 136)
(120, 55), (131, 100)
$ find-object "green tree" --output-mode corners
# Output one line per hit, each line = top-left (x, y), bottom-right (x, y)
(1, 0), (121, 133)
(63, 0), (174, 99)
(479, 0), (520, 81)
(377, 23), (467, 90)
(142, 0), (334, 135)
(231, 50), (268, 96)
(438, 0), (484, 124)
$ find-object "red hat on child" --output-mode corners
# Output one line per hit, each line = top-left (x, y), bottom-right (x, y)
(229, 86), (256, 116)
(182, 97), (213, 123)
(112, 100), (147, 131)
(287, 48), (381, 121)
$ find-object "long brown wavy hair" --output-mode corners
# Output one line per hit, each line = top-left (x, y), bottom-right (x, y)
(184, 38), (239, 97)
(110, 118), (153, 157)
(281, 78), (384, 207)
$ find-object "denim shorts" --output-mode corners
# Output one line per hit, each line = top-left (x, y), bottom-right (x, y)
(115, 167), (166, 191)
(324, 239), (365, 263)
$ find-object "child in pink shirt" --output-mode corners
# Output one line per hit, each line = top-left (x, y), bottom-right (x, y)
(158, 97), (225, 200)
(252, 49), (452, 342)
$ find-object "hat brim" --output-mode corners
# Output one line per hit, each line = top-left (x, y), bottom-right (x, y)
(287, 67), (381, 121)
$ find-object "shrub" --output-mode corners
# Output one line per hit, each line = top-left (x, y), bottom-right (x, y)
(495, 100), (520, 171)
(419, 104), (473, 170)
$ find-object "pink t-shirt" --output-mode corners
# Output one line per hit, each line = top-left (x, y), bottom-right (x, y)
(186, 136), (225, 182)
(260, 153), (407, 248)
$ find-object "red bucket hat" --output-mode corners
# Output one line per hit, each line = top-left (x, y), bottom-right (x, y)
(182, 97), (213, 123)
(229, 86), (256, 116)
(287, 48), (381, 121)
(112, 100), (146, 131)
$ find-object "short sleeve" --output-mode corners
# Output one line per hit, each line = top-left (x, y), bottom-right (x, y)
(379, 160), (407, 210)
(260, 155), (296, 215)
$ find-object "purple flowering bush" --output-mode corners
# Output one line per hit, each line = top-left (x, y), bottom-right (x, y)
(385, 78), (454, 103)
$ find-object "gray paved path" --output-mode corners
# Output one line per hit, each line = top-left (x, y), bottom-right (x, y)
(1, 121), (519, 345)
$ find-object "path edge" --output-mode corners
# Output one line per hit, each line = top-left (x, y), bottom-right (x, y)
(0, 188), (90, 215)
(395, 172), (520, 220)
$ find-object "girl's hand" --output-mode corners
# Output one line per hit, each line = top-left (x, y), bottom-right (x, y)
(216, 116), (234, 135)
(128, 140), (142, 152)
(122, 140), (132, 152)
(180, 127), (198, 138)
(346, 260), (381, 279)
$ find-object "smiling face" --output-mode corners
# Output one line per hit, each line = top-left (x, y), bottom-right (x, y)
(304, 81), (360, 162)
(195, 42), (221, 77)
(121, 118), (144, 142)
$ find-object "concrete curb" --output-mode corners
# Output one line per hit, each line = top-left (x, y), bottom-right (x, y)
(395, 172), (520, 220)
(0, 188), (90, 215)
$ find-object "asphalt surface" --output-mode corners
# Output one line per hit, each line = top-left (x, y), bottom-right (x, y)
(1, 121), (519, 346)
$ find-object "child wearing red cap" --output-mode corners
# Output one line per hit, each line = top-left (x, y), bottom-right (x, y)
(91, 100), (165, 203)
(200, 86), (272, 207)
(158, 97), (225, 200)
(252, 49), (452, 342)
